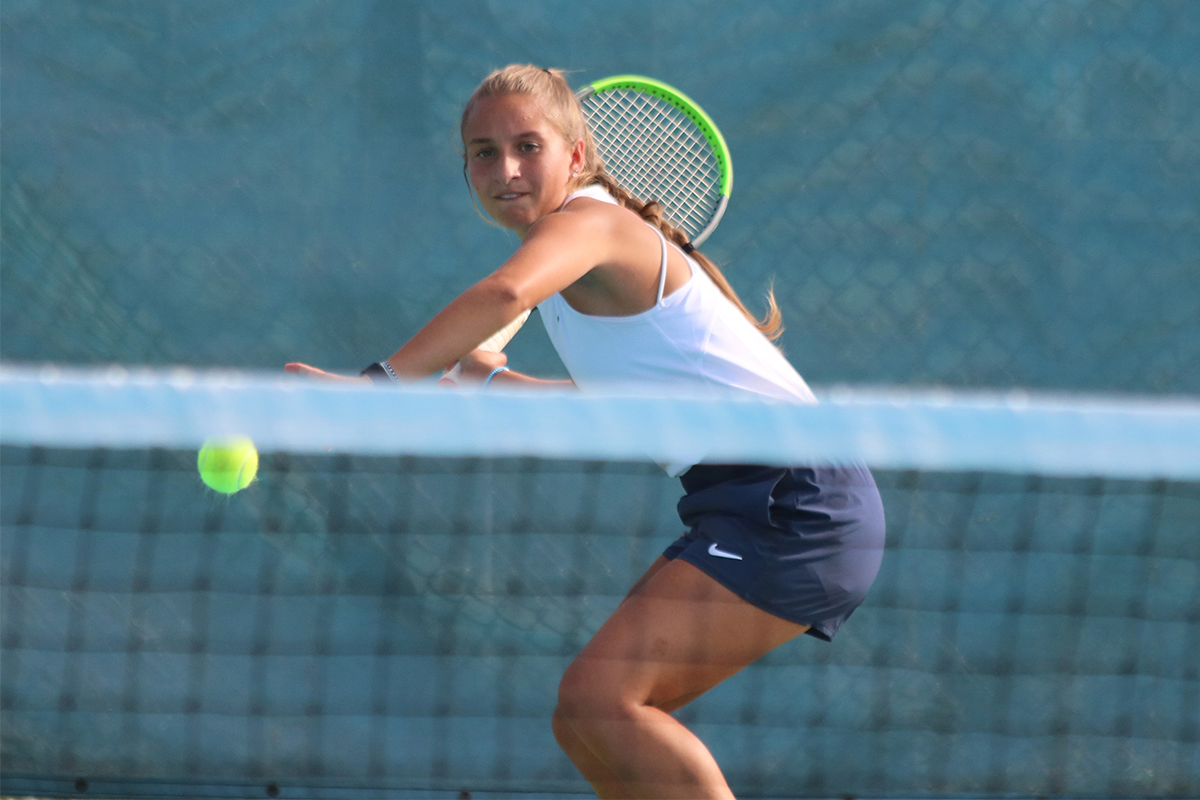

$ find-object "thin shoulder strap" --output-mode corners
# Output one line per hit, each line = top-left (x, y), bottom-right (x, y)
(652, 226), (669, 305)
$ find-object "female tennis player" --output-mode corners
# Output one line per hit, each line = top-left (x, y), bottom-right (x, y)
(287, 65), (884, 800)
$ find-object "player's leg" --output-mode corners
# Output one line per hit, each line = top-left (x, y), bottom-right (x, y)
(552, 706), (634, 799)
(620, 554), (672, 599)
(550, 681), (711, 799)
(554, 557), (808, 799)
(550, 556), (696, 799)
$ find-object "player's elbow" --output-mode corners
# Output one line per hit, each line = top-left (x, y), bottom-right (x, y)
(475, 274), (533, 314)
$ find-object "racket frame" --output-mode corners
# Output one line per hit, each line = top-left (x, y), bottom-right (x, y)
(575, 74), (733, 246)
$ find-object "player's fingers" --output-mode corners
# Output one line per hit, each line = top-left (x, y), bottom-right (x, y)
(459, 349), (507, 377)
(285, 362), (336, 379)
(284, 363), (364, 384)
(284, 363), (332, 378)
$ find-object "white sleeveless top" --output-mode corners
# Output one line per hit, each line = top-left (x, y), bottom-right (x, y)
(538, 186), (816, 473)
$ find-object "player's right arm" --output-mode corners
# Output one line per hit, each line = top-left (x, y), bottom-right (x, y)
(378, 203), (618, 379)
(287, 202), (616, 384)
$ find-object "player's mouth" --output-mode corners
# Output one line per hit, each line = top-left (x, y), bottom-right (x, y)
(495, 192), (526, 201)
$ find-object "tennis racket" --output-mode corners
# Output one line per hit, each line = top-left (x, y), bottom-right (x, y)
(576, 74), (733, 246)
(444, 74), (733, 384)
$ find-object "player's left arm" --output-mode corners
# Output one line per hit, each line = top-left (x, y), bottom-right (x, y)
(451, 347), (576, 389)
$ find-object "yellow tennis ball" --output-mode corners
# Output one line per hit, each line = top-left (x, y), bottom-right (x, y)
(197, 436), (258, 494)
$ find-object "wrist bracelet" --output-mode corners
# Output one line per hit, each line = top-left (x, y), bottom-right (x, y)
(359, 361), (398, 385)
(482, 366), (510, 389)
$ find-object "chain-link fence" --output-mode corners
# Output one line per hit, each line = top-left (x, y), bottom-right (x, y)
(2, 0), (1197, 391)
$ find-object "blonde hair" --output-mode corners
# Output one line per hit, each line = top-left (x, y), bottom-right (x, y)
(461, 64), (783, 340)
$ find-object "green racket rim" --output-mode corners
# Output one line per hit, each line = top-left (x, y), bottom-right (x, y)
(585, 75), (733, 198)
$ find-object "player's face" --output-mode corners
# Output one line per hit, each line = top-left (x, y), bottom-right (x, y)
(463, 93), (583, 237)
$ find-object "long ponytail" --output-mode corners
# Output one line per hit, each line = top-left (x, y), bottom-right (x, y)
(587, 173), (783, 341)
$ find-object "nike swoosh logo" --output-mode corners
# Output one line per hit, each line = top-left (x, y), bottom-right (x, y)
(707, 543), (743, 561)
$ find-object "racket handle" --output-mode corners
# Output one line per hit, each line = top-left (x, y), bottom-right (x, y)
(441, 309), (531, 386)
(479, 309), (531, 353)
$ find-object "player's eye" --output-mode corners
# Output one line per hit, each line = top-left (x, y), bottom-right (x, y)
(472, 147), (495, 159)
(519, 142), (539, 153)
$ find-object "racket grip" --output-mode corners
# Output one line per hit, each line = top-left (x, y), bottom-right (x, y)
(440, 362), (465, 386)
(478, 309), (532, 353)
(441, 309), (531, 386)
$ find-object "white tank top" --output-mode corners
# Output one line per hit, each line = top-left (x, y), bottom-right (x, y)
(538, 186), (816, 473)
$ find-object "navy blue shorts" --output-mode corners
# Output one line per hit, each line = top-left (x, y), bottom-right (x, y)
(662, 463), (885, 641)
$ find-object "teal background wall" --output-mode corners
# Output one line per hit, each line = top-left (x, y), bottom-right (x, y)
(3, 0), (1198, 391)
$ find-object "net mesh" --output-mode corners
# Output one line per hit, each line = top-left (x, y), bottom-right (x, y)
(2, 369), (1198, 799)
(580, 88), (724, 241)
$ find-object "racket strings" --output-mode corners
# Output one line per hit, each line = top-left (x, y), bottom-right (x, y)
(582, 89), (722, 240)
(594, 95), (716, 233)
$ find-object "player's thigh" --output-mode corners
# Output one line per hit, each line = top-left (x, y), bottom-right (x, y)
(620, 555), (671, 600)
(560, 558), (808, 712)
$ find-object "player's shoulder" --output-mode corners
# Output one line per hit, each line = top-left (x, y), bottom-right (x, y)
(531, 194), (630, 240)
(558, 193), (645, 234)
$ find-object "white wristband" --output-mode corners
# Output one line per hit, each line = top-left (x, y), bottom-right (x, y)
(482, 366), (509, 389)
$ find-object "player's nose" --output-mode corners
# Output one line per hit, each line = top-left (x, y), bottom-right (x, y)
(501, 153), (521, 182)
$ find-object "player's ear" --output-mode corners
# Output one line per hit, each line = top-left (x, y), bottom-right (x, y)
(570, 138), (586, 176)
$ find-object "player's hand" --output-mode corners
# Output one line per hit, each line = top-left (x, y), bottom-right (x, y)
(284, 362), (370, 384)
(440, 349), (507, 387)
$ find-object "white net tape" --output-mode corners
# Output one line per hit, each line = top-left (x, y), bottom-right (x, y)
(3, 367), (1199, 480)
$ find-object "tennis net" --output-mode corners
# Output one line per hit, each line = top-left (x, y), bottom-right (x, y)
(2, 366), (1198, 799)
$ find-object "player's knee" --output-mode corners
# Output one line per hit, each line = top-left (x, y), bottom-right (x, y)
(556, 659), (597, 720)
(550, 705), (570, 743)
(556, 658), (630, 723)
